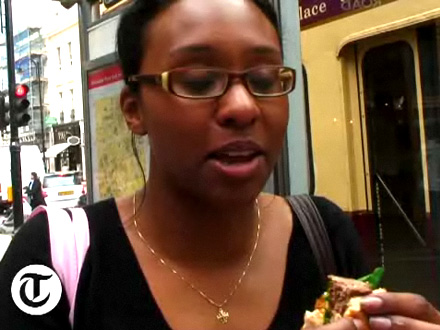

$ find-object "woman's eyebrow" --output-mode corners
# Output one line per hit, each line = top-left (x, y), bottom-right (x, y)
(169, 44), (281, 57)
(249, 46), (281, 56)
(169, 44), (215, 57)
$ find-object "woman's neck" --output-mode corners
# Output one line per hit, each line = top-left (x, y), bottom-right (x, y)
(135, 185), (260, 268)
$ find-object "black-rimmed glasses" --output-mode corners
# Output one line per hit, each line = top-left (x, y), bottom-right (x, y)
(127, 66), (296, 99)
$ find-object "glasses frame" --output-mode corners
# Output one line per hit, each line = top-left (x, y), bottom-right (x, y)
(127, 65), (296, 99)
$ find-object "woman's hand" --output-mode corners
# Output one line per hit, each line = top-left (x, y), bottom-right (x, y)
(361, 292), (440, 329)
(302, 318), (359, 330)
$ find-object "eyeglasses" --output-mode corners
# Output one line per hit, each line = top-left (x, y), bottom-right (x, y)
(127, 65), (296, 99)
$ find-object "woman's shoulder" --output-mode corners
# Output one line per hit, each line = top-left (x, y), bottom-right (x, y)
(8, 198), (120, 243)
(309, 195), (351, 228)
(282, 194), (368, 277)
(308, 196), (363, 245)
(81, 197), (125, 235)
(310, 195), (369, 277)
(83, 197), (118, 219)
(2, 210), (51, 260)
(259, 193), (354, 238)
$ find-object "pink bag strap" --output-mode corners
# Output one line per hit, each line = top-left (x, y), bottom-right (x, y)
(31, 206), (90, 328)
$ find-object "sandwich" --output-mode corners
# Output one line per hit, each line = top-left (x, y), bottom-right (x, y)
(303, 267), (385, 329)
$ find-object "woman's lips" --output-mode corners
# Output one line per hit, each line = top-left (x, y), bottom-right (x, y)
(207, 152), (264, 179)
(206, 140), (265, 179)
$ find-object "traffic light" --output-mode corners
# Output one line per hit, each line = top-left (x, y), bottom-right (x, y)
(52, 0), (78, 9)
(53, 0), (98, 9)
(0, 95), (9, 131)
(14, 84), (31, 127)
(103, 0), (123, 8)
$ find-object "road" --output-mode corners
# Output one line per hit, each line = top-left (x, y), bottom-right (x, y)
(0, 232), (12, 261)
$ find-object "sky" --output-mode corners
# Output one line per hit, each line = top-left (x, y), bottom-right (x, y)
(0, 0), (72, 40)
(11, 0), (61, 32)
(0, 0), (75, 84)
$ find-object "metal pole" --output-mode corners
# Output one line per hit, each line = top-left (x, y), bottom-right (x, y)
(78, 0), (93, 202)
(4, 0), (24, 229)
(279, 0), (309, 195)
(30, 56), (46, 172)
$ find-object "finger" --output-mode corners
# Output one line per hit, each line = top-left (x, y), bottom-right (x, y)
(361, 292), (440, 324)
(369, 315), (440, 330)
(318, 318), (359, 330)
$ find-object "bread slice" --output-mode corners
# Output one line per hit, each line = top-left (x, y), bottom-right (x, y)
(303, 275), (385, 329)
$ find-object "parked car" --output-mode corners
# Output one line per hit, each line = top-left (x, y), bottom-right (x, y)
(42, 171), (86, 208)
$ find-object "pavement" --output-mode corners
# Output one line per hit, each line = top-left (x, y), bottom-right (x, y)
(0, 214), (12, 260)
(0, 233), (12, 261)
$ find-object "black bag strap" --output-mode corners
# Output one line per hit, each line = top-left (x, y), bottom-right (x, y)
(286, 195), (337, 281)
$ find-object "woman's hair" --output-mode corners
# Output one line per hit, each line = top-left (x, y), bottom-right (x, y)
(31, 172), (37, 179)
(117, 0), (281, 91)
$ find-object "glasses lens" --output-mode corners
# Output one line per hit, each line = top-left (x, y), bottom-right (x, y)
(247, 67), (294, 96)
(170, 69), (226, 98)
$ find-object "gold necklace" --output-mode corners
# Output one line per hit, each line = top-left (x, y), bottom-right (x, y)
(132, 194), (261, 324)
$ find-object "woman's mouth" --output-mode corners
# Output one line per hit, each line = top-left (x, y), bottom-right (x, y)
(212, 150), (261, 164)
(207, 141), (265, 179)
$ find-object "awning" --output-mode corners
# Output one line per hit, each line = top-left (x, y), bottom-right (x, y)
(44, 143), (70, 158)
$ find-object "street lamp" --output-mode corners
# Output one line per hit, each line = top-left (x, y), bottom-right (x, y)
(29, 54), (47, 172)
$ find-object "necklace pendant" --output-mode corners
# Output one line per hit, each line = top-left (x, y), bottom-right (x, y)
(217, 308), (229, 324)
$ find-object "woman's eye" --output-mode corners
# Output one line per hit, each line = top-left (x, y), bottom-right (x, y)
(249, 74), (277, 92)
(175, 71), (221, 95)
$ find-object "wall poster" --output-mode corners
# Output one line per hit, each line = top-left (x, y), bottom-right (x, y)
(88, 64), (149, 202)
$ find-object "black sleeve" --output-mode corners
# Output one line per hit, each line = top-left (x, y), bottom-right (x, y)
(29, 180), (39, 197)
(311, 196), (370, 278)
(0, 213), (71, 330)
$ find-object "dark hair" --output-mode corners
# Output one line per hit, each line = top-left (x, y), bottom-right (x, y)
(31, 172), (37, 179)
(117, 0), (281, 91)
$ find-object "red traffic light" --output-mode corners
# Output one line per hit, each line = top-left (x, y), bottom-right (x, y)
(15, 84), (29, 98)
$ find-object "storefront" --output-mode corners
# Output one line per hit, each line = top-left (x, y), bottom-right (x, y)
(51, 121), (82, 173)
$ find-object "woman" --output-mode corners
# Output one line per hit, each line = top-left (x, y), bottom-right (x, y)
(25, 172), (46, 210)
(1, 0), (440, 329)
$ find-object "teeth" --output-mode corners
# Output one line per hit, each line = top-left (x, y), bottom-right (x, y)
(224, 151), (254, 157)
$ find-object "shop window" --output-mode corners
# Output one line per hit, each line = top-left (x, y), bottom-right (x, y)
(57, 47), (62, 70)
(70, 89), (74, 111)
(68, 42), (73, 66)
(59, 91), (63, 115)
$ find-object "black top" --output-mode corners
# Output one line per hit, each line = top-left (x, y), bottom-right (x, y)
(0, 196), (368, 330)
(25, 178), (46, 209)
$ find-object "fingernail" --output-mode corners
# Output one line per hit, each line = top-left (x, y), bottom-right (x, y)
(352, 318), (364, 329)
(361, 296), (383, 310)
(370, 317), (392, 330)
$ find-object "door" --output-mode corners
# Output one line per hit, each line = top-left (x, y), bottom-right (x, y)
(359, 36), (439, 306)
(363, 41), (426, 233)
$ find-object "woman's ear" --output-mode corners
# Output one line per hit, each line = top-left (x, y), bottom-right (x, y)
(120, 85), (148, 135)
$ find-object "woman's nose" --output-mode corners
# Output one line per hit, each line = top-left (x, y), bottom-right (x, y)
(215, 83), (261, 129)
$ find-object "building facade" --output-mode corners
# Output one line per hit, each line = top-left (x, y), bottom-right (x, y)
(0, 5), (84, 177)
(299, 0), (440, 305)
(0, 28), (48, 150)
(44, 5), (84, 175)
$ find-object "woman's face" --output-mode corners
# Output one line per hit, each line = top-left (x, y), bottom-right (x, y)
(135, 0), (289, 204)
